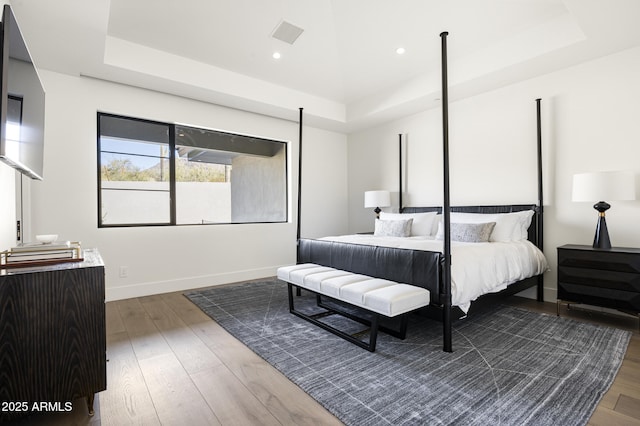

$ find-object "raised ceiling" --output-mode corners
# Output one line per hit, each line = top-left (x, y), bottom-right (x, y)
(10, 0), (640, 132)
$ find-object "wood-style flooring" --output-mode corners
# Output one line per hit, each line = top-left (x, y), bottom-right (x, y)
(6, 287), (640, 425)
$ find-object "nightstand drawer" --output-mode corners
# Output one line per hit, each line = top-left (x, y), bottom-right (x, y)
(558, 281), (640, 312)
(558, 266), (640, 292)
(558, 250), (640, 274)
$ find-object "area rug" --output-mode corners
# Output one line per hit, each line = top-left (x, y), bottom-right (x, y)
(185, 279), (631, 426)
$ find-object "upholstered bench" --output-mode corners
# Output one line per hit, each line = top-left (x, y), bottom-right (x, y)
(277, 263), (431, 351)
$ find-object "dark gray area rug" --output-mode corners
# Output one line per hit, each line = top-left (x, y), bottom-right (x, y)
(185, 279), (631, 426)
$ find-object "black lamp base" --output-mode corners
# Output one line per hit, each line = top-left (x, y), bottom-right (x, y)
(592, 201), (611, 250)
(374, 207), (381, 219)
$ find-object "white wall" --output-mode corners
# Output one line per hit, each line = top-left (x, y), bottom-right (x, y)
(348, 45), (640, 301)
(25, 70), (348, 301)
(299, 125), (350, 239)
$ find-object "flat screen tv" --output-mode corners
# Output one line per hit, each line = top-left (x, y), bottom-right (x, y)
(0, 4), (45, 180)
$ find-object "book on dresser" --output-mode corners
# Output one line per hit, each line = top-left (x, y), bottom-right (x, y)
(0, 241), (83, 268)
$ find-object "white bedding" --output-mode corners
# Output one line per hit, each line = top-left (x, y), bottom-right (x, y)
(318, 234), (549, 313)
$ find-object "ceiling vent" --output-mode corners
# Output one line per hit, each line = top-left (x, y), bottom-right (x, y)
(271, 20), (304, 45)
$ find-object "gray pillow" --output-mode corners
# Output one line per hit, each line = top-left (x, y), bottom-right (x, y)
(438, 222), (496, 243)
(374, 218), (413, 237)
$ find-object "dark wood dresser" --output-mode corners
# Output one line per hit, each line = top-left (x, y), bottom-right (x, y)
(557, 244), (640, 323)
(0, 249), (106, 421)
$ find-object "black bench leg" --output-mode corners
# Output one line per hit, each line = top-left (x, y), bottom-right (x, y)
(368, 314), (379, 351)
(398, 314), (408, 339)
(287, 283), (295, 311)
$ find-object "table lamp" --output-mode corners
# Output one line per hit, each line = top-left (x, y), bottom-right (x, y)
(572, 171), (636, 249)
(364, 190), (391, 219)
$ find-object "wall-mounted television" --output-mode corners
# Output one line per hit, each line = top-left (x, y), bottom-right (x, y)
(0, 4), (45, 180)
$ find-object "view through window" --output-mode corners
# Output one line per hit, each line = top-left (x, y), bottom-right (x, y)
(98, 113), (287, 227)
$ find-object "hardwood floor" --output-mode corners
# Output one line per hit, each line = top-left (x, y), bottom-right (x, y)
(6, 288), (640, 425)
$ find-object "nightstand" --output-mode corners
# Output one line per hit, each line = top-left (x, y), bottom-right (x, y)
(557, 244), (640, 328)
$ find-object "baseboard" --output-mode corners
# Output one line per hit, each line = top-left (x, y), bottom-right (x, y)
(105, 266), (280, 301)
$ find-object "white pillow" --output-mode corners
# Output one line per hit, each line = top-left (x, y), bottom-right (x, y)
(434, 210), (534, 242)
(374, 218), (413, 237)
(513, 210), (535, 240)
(379, 211), (437, 236)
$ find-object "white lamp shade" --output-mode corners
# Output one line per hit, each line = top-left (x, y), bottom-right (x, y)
(572, 171), (636, 202)
(364, 190), (391, 208)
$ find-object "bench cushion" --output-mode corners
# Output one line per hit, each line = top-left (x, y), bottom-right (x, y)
(289, 266), (335, 287)
(277, 263), (319, 281)
(339, 278), (397, 305)
(302, 269), (351, 291)
(364, 284), (431, 317)
(277, 263), (430, 317)
(320, 274), (371, 298)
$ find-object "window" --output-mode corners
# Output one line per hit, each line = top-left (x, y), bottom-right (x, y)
(98, 114), (172, 226)
(97, 113), (287, 227)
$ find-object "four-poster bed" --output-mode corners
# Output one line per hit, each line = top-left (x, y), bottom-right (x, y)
(280, 33), (547, 353)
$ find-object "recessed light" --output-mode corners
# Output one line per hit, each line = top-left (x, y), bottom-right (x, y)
(272, 52), (281, 59)
(396, 47), (406, 55)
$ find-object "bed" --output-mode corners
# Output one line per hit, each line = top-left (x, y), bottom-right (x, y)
(296, 204), (547, 346)
(292, 33), (547, 352)
(316, 207), (547, 314)
(299, 203), (546, 305)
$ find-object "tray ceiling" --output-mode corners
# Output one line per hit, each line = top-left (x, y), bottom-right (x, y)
(10, 0), (640, 131)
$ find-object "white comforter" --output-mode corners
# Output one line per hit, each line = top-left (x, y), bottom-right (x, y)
(318, 235), (549, 313)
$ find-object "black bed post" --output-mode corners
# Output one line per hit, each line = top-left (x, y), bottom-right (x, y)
(398, 133), (403, 212)
(440, 31), (453, 353)
(536, 99), (544, 302)
(295, 108), (304, 297)
(296, 107), (304, 260)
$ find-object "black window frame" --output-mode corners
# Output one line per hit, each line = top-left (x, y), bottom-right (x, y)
(97, 112), (288, 228)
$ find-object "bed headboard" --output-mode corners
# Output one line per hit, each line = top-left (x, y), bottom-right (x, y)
(400, 204), (542, 249)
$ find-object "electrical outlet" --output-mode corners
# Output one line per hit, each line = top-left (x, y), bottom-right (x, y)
(119, 266), (128, 278)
